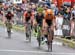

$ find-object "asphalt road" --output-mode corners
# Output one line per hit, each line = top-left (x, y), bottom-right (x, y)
(0, 26), (75, 55)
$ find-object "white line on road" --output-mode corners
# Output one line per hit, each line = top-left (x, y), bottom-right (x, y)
(0, 49), (75, 54)
(0, 50), (49, 53)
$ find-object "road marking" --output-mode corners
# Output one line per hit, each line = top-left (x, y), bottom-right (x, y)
(0, 49), (75, 54)
(0, 50), (49, 53)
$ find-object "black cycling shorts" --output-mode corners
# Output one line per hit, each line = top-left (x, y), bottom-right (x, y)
(36, 20), (42, 27)
(26, 17), (31, 22)
(46, 19), (52, 27)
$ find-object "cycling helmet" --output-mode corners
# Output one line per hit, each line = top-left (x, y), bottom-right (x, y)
(46, 9), (53, 15)
(37, 7), (44, 13)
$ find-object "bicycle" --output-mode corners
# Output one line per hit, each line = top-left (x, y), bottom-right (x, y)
(5, 20), (12, 38)
(25, 22), (31, 42)
(46, 26), (54, 52)
(34, 24), (42, 47)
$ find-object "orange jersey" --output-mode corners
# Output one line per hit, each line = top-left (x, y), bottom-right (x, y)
(24, 11), (34, 19)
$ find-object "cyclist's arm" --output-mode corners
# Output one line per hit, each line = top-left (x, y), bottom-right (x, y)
(23, 12), (27, 23)
(52, 16), (56, 29)
(33, 14), (37, 26)
(31, 12), (35, 26)
(31, 12), (35, 20)
(42, 19), (47, 28)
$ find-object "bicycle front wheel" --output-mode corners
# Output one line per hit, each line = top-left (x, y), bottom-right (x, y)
(26, 23), (31, 42)
(48, 41), (52, 52)
(37, 26), (41, 47)
(47, 28), (53, 52)
(7, 30), (11, 38)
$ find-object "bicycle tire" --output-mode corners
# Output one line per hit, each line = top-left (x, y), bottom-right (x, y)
(26, 27), (29, 40)
(29, 23), (31, 42)
(37, 25), (41, 47)
(26, 23), (31, 42)
(37, 36), (41, 47)
(48, 41), (52, 52)
(29, 27), (31, 42)
(7, 30), (11, 38)
(47, 28), (53, 52)
(6, 21), (12, 38)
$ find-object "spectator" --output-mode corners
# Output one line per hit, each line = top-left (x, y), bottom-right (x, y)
(72, 5), (75, 19)
(64, 7), (71, 20)
(54, 6), (59, 16)
(54, 12), (63, 36)
(59, 6), (65, 15)
(21, 1), (28, 12)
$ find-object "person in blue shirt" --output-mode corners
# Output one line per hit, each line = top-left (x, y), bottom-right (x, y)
(45, 0), (51, 8)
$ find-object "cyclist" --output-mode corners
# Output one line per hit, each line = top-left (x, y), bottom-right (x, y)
(34, 7), (44, 38)
(43, 8), (56, 47)
(23, 10), (34, 40)
(5, 11), (14, 38)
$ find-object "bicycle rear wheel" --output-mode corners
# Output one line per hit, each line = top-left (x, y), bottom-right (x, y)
(7, 29), (11, 38)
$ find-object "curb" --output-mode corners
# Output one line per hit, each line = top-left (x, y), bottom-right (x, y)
(55, 37), (75, 48)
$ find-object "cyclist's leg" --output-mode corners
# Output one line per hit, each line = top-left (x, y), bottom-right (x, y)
(33, 20), (38, 37)
(6, 20), (12, 38)
(25, 18), (32, 40)
(45, 19), (53, 51)
(25, 19), (30, 39)
(45, 19), (53, 38)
